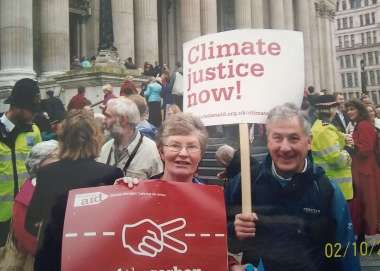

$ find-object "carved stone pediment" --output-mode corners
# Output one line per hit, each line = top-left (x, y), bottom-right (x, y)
(95, 50), (122, 68)
(316, 0), (336, 19)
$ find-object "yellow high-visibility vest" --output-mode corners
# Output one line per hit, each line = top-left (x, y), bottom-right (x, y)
(311, 120), (353, 200)
(0, 124), (41, 222)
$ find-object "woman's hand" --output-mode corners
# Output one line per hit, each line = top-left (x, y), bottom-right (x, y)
(344, 133), (354, 146)
(217, 170), (227, 180)
(234, 213), (258, 240)
(114, 177), (140, 188)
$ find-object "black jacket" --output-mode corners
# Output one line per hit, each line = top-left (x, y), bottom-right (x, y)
(26, 158), (123, 271)
(226, 154), (337, 271)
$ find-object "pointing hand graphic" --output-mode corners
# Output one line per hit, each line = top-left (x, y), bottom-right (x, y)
(122, 218), (187, 257)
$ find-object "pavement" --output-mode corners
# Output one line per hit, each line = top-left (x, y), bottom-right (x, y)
(361, 234), (380, 270)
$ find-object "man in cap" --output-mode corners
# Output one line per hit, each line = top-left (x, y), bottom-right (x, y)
(311, 94), (354, 201)
(0, 78), (42, 246)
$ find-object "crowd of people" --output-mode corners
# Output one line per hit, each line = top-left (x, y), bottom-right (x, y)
(0, 76), (379, 271)
(69, 55), (184, 134)
(70, 54), (170, 77)
(70, 56), (96, 70)
(32, 58), (184, 145)
(298, 89), (380, 242)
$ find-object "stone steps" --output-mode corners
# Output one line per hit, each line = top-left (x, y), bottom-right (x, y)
(198, 160), (218, 170)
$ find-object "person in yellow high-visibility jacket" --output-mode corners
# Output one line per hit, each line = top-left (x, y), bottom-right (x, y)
(311, 94), (353, 200)
(0, 78), (42, 247)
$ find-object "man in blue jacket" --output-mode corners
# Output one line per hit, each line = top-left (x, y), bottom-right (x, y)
(226, 103), (360, 271)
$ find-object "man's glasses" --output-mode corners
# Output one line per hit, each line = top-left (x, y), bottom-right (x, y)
(163, 144), (201, 153)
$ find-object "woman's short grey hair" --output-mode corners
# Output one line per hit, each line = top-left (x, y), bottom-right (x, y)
(106, 98), (140, 125)
(266, 103), (311, 136)
(25, 140), (59, 178)
(156, 113), (208, 154)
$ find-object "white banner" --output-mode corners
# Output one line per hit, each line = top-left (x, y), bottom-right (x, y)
(183, 29), (305, 126)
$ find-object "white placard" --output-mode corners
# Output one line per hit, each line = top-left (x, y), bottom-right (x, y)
(183, 29), (305, 126)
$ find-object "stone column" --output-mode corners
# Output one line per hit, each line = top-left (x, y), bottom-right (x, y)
(329, 20), (338, 91)
(175, 0), (182, 65)
(39, 0), (70, 76)
(181, 0), (201, 42)
(167, 1), (177, 69)
(80, 17), (88, 58)
(33, 0), (41, 75)
(269, 0), (285, 29)
(251, 0), (265, 28)
(112, 0), (134, 62)
(317, 12), (326, 89)
(0, 0), (35, 80)
(201, 0), (218, 34)
(76, 20), (81, 57)
(134, 0), (159, 67)
(283, 0), (294, 30)
(310, 0), (321, 91)
(294, 0), (314, 87)
(325, 16), (335, 91)
(85, 0), (100, 57)
(160, 0), (170, 66)
(316, 1), (335, 91)
(235, 0), (252, 28)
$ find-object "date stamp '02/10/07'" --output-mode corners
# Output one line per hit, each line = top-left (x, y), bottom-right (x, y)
(325, 241), (380, 258)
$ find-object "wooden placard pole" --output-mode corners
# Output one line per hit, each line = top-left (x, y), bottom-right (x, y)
(239, 123), (252, 214)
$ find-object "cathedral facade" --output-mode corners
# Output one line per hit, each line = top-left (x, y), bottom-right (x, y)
(0, 0), (338, 98)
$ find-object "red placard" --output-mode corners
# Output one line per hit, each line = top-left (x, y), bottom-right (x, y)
(62, 180), (228, 271)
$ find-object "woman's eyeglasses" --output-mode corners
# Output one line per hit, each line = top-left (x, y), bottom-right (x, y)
(163, 144), (201, 153)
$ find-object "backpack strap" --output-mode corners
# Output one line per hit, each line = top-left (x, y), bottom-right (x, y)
(122, 133), (144, 175)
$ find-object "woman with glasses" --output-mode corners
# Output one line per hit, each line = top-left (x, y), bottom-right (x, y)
(152, 112), (207, 183)
(117, 112), (207, 186)
(151, 113), (251, 270)
(117, 113), (247, 270)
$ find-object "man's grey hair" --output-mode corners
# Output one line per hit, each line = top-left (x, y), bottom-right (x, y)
(25, 140), (59, 178)
(215, 144), (236, 166)
(266, 103), (311, 136)
(106, 98), (140, 125)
